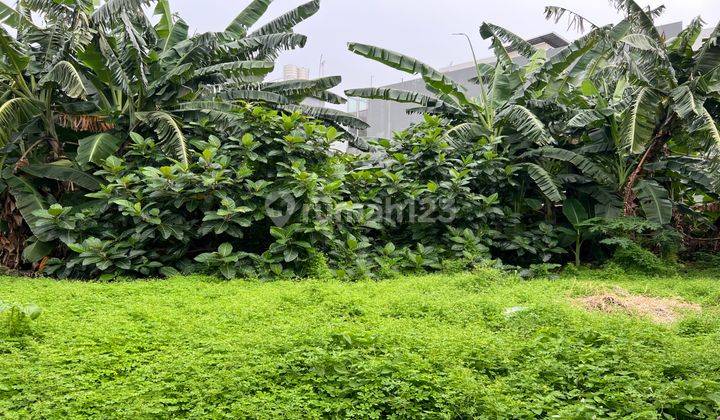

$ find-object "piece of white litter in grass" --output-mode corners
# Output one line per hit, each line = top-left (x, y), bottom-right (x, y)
(504, 306), (527, 316)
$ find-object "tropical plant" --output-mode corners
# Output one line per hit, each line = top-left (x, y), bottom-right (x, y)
(0, 300), (42, 337)
(346, 0), (720, 265)
(541, 1), (720, 244)
(33, 104), (364, 279)
(0, 0), (365, 269)
(561, 198), (597, 266)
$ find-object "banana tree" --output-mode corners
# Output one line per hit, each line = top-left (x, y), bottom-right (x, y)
(0, 1), (99, 267)
(344, 22), (625, 212)
(0, 0), (363, 269)
(543, 1), (720, 228)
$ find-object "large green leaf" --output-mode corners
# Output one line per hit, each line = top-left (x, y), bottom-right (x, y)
(5, 175), (46, 233)
(282, 105), (369, 130)
(154, 0), (189, 54)
(348, 43), (445, 81)
(491, 53), (525, 105)
(225, 33), (307, 55)
(497, 105), (553, 145)
(567, 109), (606, 128)
(195, 60), (275, 77)
(521, 163), (563, 202)
(76, 133), (124, 167)
(22, 240), (55, 264)
(21, 160), (102, 191)
(479, 22), (536, 58)
(308, 90), (346, 105)
(21, 0), (73, 20)
(264, 76), (345, 104)
(38, 61), (87, 99)
(622, 87), (661, 154)
(98, 35), (132, 94)
(530, 147), (612, 184)
(119, 12), (150, 90)
(485, 36), (513, 71)
(668, 17), (703, 57)
(216, 90), (290, 104)
(422, 74), (470, 107)
(0, 25), (29, 73)
(635, 179), (672, 225)
(266, 76), (341, 94)
(663, 157), (718, 193)
(0, 97), (39, 145)
(694, 20), (720, 75)
(670, 85), (702, 119)
(345, 88), (437, 107)
(170, 101), (248, 129)
(92, 0), (150, 25)
(544, 6), (600, 33)
(250, 0), (319, 36)
(154, 0), (173, 40)
(563, 199), (588, 228)
(0, 1), (35, 28)
(528, 29), (600, 87)
(348, 42), (469, 107)
(226, 0), (273, 35)
(696, 67), (720, 96)
(136, 111), (189, 165)
(619, 34), (658, 51)
(444, 123), (491, 142)
(624, 0), (662, 43)
(696, 107), (720, 148)
(164, 18), (189, 53)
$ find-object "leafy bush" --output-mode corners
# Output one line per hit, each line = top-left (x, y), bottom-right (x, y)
(0, 302), (42, 337)
(0, 0), (366, 271)
(344, 2), (720, 271)
(2, 0), (719, 279)
(349, 116), (564, 269)
(611, 243), (678, 276)
(35, 106), (363, 279)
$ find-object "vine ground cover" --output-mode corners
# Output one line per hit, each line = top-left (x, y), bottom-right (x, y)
(2, 269), (720, 418)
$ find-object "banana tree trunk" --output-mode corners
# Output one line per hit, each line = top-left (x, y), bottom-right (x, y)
(0, 192), (28, 269)
(623, 139), (660, 215)
(623, 115), (674, 216)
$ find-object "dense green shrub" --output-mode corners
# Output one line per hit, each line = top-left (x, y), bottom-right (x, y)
(1, 0), (718, 279)
(610, 243), (678, 276)
(350, 116), (566, 268)
(592, 217), (683, 273)
(34, 105), (364, 279)
(0, 0), (365, 272)
(344, 1), (720, 271)
(0, 301), (42, 337)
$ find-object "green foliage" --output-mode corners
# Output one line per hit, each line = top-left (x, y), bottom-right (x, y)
(611, 242), (677, 276)
(0, 0), (362, 270)
(344, 2), (720, 272)
(35, 105), (362, 280)
(0, 301), (42, 337)
(593, 216), (683, 261)
(2, 270), (720, 417)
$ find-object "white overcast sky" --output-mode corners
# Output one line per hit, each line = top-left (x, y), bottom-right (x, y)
(170, 0), (719, 100)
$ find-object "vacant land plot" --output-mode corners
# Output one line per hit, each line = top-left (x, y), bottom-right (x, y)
(2, 269), (720, 418)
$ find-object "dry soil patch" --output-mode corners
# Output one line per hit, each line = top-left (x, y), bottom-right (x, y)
(575, 287), (701, 324)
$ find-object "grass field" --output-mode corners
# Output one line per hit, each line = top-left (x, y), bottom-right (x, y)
(2, 268), (720, 418)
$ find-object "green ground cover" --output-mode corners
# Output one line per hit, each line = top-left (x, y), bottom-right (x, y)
(2, 269), (720, 418)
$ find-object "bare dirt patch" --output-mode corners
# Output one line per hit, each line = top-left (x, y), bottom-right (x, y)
(575, 287), (701, 324)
